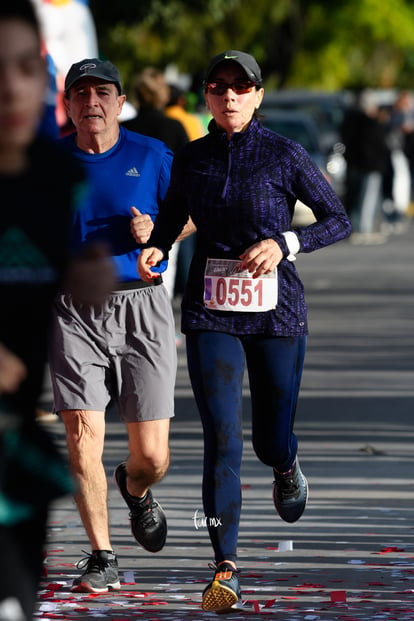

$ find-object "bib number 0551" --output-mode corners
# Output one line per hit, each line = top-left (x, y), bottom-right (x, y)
(204, 259), (277, 312)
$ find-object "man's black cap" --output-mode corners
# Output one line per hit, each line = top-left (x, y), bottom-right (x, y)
(65, 58), (122, 94)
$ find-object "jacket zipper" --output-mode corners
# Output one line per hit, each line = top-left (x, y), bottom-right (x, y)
(221, 140), (232, 199)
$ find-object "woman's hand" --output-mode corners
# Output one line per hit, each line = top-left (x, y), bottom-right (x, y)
(239, 238), (283, 278)
(130, 206), (154, 244)
(137, 247), (165, 282)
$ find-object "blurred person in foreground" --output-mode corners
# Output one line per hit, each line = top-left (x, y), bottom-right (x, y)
(0, 2), (113, 618)
(138, 50), (352, 613)
(48, 57), (181, 594)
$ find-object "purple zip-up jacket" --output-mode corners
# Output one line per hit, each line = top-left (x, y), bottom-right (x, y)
(149, 117), (352, 336)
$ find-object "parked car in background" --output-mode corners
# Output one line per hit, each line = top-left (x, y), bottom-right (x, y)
(261, 109), (326, 168)
(261, 109), (345, 225)
(261, 89), (351, 151)
(262, 89), (349, 198)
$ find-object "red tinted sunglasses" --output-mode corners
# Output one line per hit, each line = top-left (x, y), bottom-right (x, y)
(204, 80), (260, 95)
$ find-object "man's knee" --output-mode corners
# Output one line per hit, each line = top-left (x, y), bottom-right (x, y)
(127, 419), (170, 477)
(60, 410), (105, 464)
(131, 447), (169, 479)
(126, 440), (170, 489)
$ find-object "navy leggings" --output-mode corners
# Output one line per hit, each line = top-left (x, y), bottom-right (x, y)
(186, 330), (306, 564)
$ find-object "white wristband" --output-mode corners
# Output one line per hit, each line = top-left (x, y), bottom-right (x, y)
(282, 231), (300, 262)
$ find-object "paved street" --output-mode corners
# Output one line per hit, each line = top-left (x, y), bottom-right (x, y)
(36, 221), (414, 621)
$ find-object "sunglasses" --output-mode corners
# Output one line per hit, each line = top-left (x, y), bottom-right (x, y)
(204, 80), (260, 96)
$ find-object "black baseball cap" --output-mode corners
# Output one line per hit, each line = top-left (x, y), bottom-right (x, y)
(64, 58), (122, 94)
(205, 50), (262, 83)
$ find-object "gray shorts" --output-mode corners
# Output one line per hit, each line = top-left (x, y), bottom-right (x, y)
(49, 283), (176, 422)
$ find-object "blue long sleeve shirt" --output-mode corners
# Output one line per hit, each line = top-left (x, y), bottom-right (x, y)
(149, 117), (352, 336)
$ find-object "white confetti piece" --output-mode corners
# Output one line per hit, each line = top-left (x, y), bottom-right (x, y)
(123, 570), (135, 584)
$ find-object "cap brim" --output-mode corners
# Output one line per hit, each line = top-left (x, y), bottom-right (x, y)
(65, 73), (121, 93)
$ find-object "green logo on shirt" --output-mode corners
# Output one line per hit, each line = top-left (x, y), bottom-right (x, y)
(0, 227), (56, 283)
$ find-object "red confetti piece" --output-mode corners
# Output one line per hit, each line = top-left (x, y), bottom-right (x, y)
(330, 590), (347, 602)
(54, 562), (75, 567)
(302, 582), (326, 588)
(244, 600), (261, 612)
(39, 591), (57, 600)
(44, 583), (62, 591)
(376, 546), (405, 554)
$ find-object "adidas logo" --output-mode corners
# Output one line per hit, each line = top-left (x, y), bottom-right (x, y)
(126, 167), (140, 177)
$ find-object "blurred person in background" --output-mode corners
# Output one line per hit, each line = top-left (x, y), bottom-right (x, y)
(340, 89), (389, 243)
(138, 49), (352, 613)
(123, 67), (189, 153)
(380, 93), (412, 231)
(165, 83), (203, 298)
(32, 0), (98, 130)
(390, 91), (414, 217)
(165, 83), (205, 142)
(123, 67), (189, 300)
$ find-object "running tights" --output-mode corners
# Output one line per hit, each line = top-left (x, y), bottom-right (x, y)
(186, 331), (306, 564)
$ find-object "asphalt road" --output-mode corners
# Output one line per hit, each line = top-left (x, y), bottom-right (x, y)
(36, 221), (414, 621)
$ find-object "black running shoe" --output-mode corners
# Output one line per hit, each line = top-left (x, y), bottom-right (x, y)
(114, 462), (167, 552)
(273, 458), (308, 523)
(71, 550), (120, 593)
(202, 563), (242, 613)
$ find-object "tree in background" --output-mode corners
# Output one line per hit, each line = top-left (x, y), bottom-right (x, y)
(293, 0), (414, 89)
(88, 0), (414, 96)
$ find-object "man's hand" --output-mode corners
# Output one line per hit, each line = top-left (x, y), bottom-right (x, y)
(130, 206), (154, 244)
(0, 343), (27, 394)
(137, 247), (165, 282)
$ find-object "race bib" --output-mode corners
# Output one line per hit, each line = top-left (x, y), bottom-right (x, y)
(204, 258), (277, 312)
